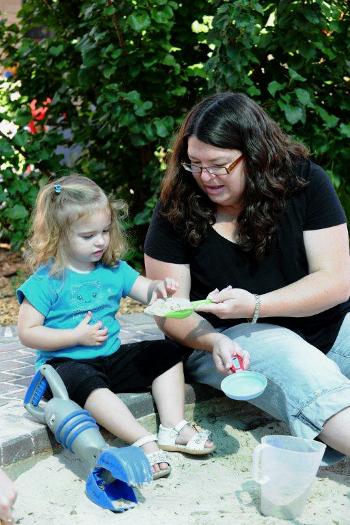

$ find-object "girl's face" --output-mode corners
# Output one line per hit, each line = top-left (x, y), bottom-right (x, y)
(66, 209), (111, 272)
(187, 136), (246, 213)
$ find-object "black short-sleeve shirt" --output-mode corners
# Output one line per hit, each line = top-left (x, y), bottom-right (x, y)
(144, 160), (350, 353)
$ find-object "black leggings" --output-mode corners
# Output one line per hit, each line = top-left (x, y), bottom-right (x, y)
(47, 339), (189, 407)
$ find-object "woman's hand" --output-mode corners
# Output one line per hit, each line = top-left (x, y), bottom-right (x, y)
(149, 277), (179, 303)
(195, 286), (256, 320)
(0, 469), (17, 525)
(212, 333), (250, 375)
(74, 311), (109, 346)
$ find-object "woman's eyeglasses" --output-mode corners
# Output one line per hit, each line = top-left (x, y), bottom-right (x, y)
(181, 154), (243, 177)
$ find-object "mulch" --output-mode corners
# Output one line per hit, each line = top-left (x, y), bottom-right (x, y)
(0, 246), (144, 326)
(0, 246), (27, 326)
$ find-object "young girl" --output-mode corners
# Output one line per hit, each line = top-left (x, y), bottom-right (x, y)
(17, 175), (215, 480)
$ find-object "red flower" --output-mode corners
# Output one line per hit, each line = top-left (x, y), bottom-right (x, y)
(28, 97), (52, 133)
(28, 120), (38, 134)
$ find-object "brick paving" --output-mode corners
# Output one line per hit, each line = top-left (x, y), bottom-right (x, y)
(0, 313), (174, 466)
(0, 314), (220, 467)
(0, 314), (162, 407)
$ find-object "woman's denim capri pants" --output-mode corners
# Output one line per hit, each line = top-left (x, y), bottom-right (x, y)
(185, 313), (350, 441)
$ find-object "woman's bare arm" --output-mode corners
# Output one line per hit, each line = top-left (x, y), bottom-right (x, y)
(196, 224), (350, 320)
(144, 254), (249, 373)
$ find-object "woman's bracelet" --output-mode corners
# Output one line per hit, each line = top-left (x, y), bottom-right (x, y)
(250, 294), (261, 324)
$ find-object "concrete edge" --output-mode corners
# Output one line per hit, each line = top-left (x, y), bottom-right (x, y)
(0, 383), (222, 467)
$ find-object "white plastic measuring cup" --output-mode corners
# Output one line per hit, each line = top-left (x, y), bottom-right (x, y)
(252, 435), (326, 520)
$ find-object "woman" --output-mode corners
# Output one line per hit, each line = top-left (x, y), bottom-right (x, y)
(144, 92), (350, 461)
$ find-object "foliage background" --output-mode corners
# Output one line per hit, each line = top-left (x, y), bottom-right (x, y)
(0, 0), (349, 265)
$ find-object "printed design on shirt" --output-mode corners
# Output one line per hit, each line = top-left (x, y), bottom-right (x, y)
(71, 281), (103, 320)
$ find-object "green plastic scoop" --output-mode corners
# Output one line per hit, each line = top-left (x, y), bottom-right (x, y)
(144, 298), (212, 319)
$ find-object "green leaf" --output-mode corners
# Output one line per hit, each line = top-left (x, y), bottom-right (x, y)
(0, 140), (14, 156)
(4, 204), (28, 220)
(111, 48), (122, 59)
(162, 54), (176, 67)
(317, 107), (339, 128)
(339, 123), (350, 138)
(143, 57), (158, 68)
(268, 81), (286, 97)
(103, 6), (116, 15)
(119, 112), (135, 127)
(103, 66), (116, 79)
(303, 8), (320, 25)
(123, 90), (141, 104)
(151, 6), (173, 24)
(288, 68), (306, 82)
(130, 134), (148, 147)
(49, 45), (64, 57)
(283, 105), (304, 125)
(192, 20), (210, 34)
(171, 86), (186, 96)
(187, 63), (207, 79)
(295, 88), (312, 106)
(135, 100), (153, 117)
(143, 122), (156, 141)
(128, 13), (151, 32)
(247, 85), (261, 97)
(154, 120), (168, 138)
(154, 116), (174, 138)
(297, 46), (315, 60)
(82, 50), (99, 67)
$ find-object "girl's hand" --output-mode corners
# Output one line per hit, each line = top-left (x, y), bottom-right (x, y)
(74, 311), (108, 346)
(195, 286), (256, 320)
(0, 469), (17, 524)
(150, 277), (179, 303)
(212, 333), (250, 375)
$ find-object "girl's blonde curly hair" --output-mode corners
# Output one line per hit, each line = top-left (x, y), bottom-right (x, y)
(26, 174), (128, 274)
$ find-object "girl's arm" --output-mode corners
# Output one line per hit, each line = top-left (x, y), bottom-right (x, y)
(144, 255), (249, 373)
(128, 275), (178, 304)
(196, 224), (350, 319)
(17, 299), (108, 350)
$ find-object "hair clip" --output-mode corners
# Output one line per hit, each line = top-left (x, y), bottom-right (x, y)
(54, 184), (62, 194)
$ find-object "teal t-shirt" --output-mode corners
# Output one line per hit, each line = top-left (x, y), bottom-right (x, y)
(17, 260), (139, 367)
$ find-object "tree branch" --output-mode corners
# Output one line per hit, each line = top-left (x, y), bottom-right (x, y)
(112, 14), (125, 49)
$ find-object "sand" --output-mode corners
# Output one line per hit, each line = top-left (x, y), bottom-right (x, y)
(10, 398), (350, 525)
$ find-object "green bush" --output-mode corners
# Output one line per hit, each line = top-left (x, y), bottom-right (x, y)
(0, 0), (349, 258)
(0, 0), (214, 256)
(206, 0), (350, 215)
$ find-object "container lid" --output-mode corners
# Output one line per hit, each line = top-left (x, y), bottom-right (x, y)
(221, 371), (267, 401)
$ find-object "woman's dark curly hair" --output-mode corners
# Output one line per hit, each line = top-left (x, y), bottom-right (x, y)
(160, 92), (309, 258)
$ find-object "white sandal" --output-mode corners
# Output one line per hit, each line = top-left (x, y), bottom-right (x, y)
(158, 419), (215, 456)
(132, 434), (171, 480)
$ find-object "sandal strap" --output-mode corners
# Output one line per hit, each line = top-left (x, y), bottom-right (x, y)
(146, 449), (171, 467)
(158, 421), (212, 450)
(185, 430), (212, 451)
(174, 419), (189, 432)
(132, 434), (158, 448)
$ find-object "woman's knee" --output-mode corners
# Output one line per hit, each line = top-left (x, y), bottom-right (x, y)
(327, 314), (350, 377)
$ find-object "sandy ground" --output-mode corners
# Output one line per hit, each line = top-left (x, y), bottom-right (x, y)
(10, 398), (350, 525)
